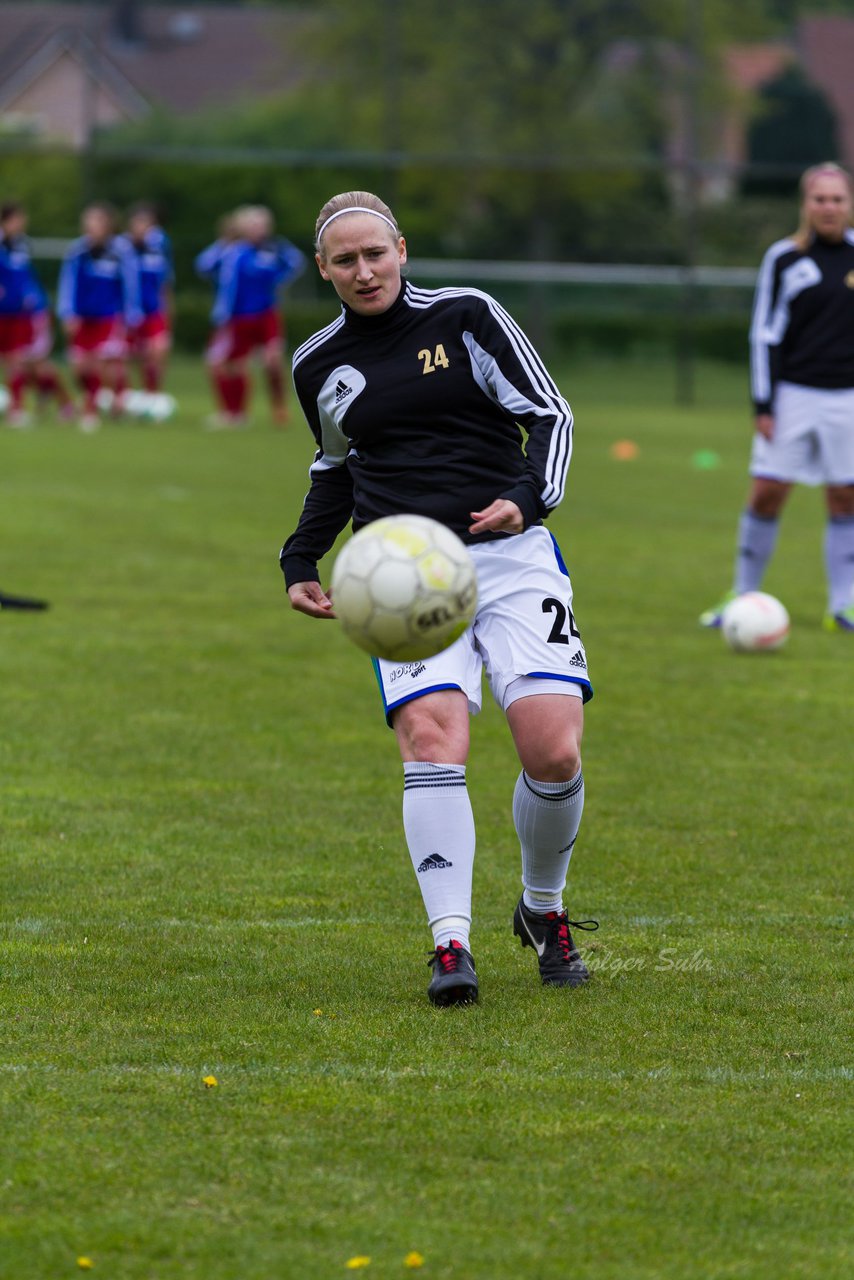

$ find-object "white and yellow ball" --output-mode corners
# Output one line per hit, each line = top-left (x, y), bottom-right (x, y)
(331, 514), (478, 661)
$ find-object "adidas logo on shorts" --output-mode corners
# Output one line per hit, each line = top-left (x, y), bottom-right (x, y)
(335, 379), (353, 404)
(569, 649), (587, 669)
(417, 853), (453, 873)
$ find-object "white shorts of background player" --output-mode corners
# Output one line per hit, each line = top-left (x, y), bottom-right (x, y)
(751, 381), (854, 486)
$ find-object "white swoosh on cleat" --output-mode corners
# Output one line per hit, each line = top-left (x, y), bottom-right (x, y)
(523, 917), (547, 957)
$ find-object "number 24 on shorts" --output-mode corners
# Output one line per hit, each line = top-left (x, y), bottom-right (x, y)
(542, 597), (581, 645)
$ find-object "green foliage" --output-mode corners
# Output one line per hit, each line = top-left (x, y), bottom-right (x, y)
(0, 2), (826, 269)
(0, 153), (83, 232)
(744, 65), (840, 196)
(552, 308), (750, 363)
(1, 354), (852, 1278)
(100, 0), (779, 263)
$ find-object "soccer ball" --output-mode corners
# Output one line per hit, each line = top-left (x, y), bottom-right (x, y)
(721, 591), (790, 652)
(143, 392), (177, 422)
(331, 514), (478, 661)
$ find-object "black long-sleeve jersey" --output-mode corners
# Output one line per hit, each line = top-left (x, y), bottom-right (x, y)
(280, 281), (573, 588)
(750, 230), (854, 414)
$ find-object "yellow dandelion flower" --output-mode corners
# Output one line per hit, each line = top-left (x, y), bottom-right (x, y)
(345, 1256), (371, 1269)
(404, 1253), (424, 1269)
(202, 1075), (218, 1088)
(77, 1259), (94, 1270)
(313, 1009), (324, 1016)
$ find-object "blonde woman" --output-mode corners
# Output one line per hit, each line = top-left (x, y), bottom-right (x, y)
(281, 192), (596, 1006)
(702, 163), (854, 631)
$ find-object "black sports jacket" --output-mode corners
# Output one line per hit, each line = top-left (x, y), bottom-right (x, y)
(280, 281), (573, 588)
(750, 230), (854, 414)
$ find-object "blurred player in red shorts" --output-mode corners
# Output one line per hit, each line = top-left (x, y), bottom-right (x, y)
(0, 202), (33, 426)
(196, 205), (304, 428)
(120, 202), (173, 399)
(57, 203), (141, 431)
(22, 304), (75, 422)
(0, 203), (74, 425)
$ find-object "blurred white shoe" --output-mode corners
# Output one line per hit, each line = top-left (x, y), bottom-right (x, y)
(204, 412), (246, 431)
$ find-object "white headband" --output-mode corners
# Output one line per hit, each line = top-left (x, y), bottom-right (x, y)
(316, 206), (398, 244)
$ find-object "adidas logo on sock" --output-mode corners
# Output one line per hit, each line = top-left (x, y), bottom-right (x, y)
(417, 853), (453, 873)
(569, 650), (587, 668)
(335, 379), (353, 404)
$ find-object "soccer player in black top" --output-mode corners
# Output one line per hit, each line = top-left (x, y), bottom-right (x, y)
(281, 191), (596, 1005)
(702, 163), (854, 631)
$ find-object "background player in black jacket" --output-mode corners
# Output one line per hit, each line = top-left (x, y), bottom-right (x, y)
(702, 163), (854, 631)
(281, 191), (596, 1006)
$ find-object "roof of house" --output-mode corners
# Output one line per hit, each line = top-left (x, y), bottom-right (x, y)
(722, 43), (794, 96)
(0, 3), (311, 118)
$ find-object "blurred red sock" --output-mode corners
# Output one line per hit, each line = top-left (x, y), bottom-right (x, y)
(9, 368), (27, 410)
(211, 369), (231, 413)
(231, 371), (249, 417)
(78, 370), (100, 413)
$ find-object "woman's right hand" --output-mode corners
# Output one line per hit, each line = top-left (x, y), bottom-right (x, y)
(755, 413), (775, 441)
(287, 581), (336, 619)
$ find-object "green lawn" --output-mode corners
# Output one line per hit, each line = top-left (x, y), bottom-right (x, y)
(1, 356), (851, 1279)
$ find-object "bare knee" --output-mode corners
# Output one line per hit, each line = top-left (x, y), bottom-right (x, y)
(748, 479), (791, 519)
(392, 691), (469, 764)
(522, 738), (582, 783)
(507, 695), (584, 781)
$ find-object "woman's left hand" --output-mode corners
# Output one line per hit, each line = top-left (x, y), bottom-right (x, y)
(468, 499), (524, 535)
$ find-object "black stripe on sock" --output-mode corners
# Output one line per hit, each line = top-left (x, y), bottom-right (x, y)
(404, 779), (467, 791)
(523, 771), (583, 803)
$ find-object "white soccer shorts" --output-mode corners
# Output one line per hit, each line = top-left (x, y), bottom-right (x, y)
(372, 524), (592, 723)
(750, 381), (854, 486)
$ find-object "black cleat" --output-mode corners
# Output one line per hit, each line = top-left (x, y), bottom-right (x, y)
(427, 940), (479, 1007)
(513, 896), (598, 987)
(0, 589), (49, 611)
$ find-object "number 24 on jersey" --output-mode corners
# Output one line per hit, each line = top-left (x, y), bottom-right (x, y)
(418, 344), (450, 375)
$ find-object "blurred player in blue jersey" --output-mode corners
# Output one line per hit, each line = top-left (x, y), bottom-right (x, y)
(702, 163), (854, 632)
(57, 203), (142, 431)
(196, 205), (305, 427)
(0, 201), (38, 427)
(120, 202), (173, 397)
(0, 204), (74, 424)
(1, 203), (72, 426)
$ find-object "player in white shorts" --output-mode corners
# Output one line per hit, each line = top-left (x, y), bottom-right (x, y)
(701, 163), (854, 632)
(281, 191), (597, 1006)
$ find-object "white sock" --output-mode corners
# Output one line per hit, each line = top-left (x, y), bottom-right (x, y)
(513, 769), (584, 914)
(734, 510), (780, 594)
(825, 516), (854, 614)
(402, 762), (475, 950)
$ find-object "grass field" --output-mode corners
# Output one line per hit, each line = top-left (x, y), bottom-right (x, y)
(1, 355), (851, 1279)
